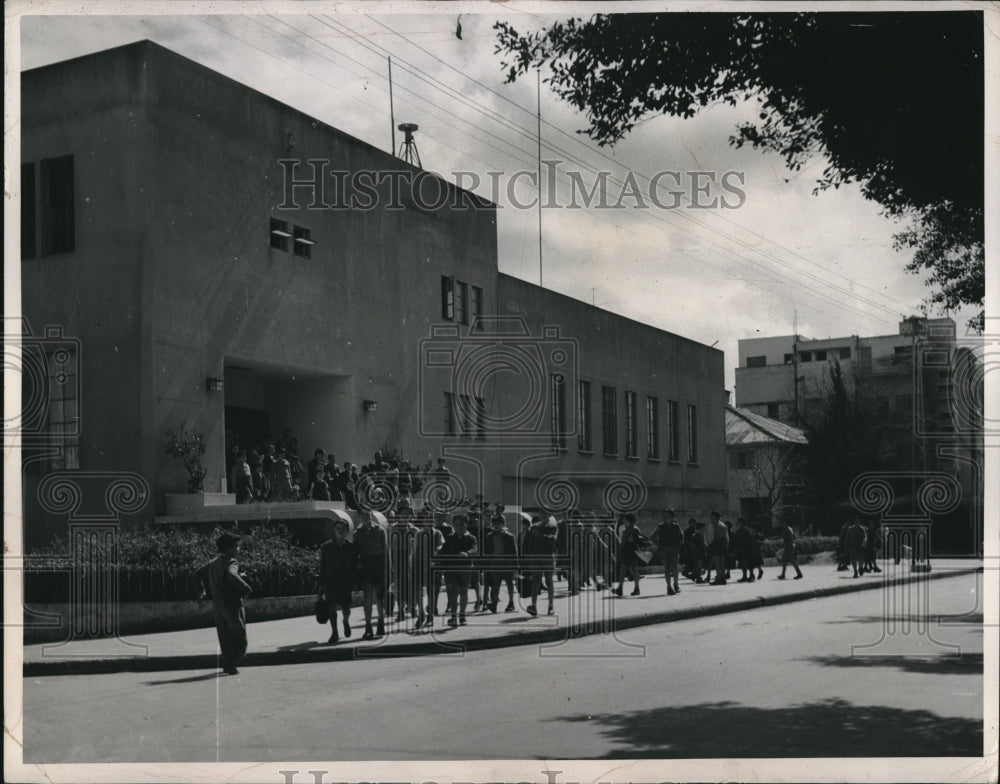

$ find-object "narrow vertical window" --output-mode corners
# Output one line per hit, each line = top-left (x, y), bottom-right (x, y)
(687, 404), (698, 463)
(459, 393), (471, 435)
(40, 155), (74, 255)
(444, 391), (456, 435)
(667, 400), (679, 461)
(441, 276), (454, 320)
(577, 380), (592, 452)
(624, 391), (637, 458)
(471, 285), (483, 330)
(602, 386), (617, 456)
(474, 396), (486, 439)
(22, 162), (36, 259)
(646, 396), (659, 459)
(455, 281), (468, 325)
(550, 374), (566, 449)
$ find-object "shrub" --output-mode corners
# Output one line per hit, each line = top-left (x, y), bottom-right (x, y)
(763, 535), (839, 559)
(165, 430), (208, 493)
(26, 523), (320, 602)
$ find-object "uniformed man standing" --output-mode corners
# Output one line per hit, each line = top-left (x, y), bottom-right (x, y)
(195, 532), (253, 675)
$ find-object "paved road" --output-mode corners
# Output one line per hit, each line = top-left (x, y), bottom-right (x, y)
(23, 573), (984, 762)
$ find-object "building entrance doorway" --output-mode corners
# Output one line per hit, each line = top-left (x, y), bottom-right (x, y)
(222, 357), (355, 479)
(225, 406), (271, 478)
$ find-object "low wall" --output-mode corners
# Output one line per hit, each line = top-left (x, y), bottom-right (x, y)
(23, 594), (328, 645)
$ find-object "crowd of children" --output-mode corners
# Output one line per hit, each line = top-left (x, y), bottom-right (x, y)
(225, 427), (435, 509)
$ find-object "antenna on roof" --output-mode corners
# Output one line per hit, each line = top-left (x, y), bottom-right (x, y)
(397, 123), (421, 168)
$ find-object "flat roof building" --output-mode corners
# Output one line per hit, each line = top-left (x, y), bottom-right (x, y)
(734, 318), (982, 549)
(19, 41), (727, 546)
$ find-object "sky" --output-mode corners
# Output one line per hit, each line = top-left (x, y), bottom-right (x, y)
(12, 4), (982, 394)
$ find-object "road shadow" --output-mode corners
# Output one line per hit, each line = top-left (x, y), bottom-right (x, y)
(277, 640), (328, 651)
(143, 671), (223, 685)
(825, 614), (985, 626)
(804, 652), (983, 675)
(550, 698), (982, 758)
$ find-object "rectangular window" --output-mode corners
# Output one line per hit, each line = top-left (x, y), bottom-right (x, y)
(814, 349), (827, 361)
(746, 355), (767, 368)
(269, 218), (291, 251)
(40, 155), (74, 255)
(458, 394), (471, 435)
(799, 351), (812, 363)
(455, 281), (468, 326)
(577, 381), (592, 452)
(270, 219), (289, 250)
(292, 225), (314, 258)
(893, 345), (913, 364)
(667, 400), (680, 461)
(550, 374), (566, 449)
(783, 353), (794, 365)
(646, 396), (659, 459)
(441, 276), (455, 320)
(444, 391), (456, 435)
(474, 396), (486, 439)
(736, 450), (753, 470)
(686, 404), (698, 463)
(22, 162), (36, 259)
(624, 391), (637, 458)
(767, 402), (780, 419)
(46, 345), (80, 470)
(471, 286), (483, 330)
(839, 347), (852, 360)
(602, 386), (617, 456)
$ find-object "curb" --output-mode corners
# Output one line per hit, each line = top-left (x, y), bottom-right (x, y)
(23, 566), (982, 676)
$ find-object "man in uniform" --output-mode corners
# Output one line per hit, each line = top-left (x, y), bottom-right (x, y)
(195, 532), (253, 675)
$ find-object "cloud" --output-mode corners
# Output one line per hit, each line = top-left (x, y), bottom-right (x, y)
(18, 9), (959, 394)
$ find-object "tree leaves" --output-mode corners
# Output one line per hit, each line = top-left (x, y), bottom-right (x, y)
(494, 12), (984, 329)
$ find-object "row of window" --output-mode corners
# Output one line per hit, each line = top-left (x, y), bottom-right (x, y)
(22, 156), (75, 259)
(574, 380), (698, 463)
(745, 346), (853, 368)
(441, 276), (483, 327)
(442, 381), (700, 464)
(270, 218), (314, 258)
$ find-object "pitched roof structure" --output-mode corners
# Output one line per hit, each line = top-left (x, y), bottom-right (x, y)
(725, 405), (808, 446)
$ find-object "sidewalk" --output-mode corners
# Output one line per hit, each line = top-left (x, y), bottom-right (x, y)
(22, 559), (983, 675)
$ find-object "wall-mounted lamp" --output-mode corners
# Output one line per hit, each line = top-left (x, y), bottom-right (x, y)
(206, 377), (224, 393)
(363, 399), (378, 413)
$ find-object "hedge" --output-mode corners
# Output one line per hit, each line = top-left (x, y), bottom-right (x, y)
(761, 535), (839, 558)
(26, 523), (319, 603)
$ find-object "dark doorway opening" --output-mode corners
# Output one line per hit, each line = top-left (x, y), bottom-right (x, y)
(225, 406), (271, 477)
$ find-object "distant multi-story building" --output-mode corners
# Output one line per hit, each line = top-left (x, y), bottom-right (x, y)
(735, 317), (983, 551)
(736, 317), (960, 466)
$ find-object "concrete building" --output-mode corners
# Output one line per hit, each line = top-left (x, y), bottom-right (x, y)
(734, 318), (982, 550)
(19, 41), (727, 547)
(735, 317), (961, 466)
